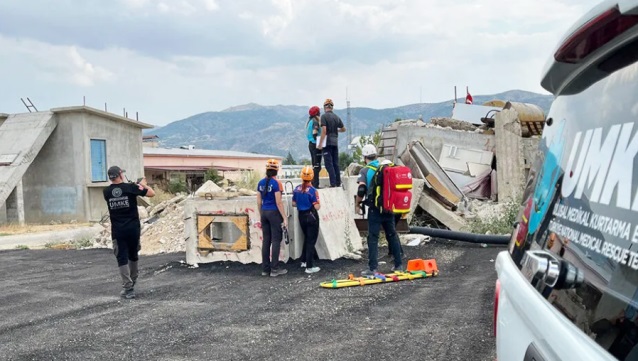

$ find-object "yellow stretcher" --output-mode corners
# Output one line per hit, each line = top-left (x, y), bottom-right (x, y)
(320, 270), (439, 289)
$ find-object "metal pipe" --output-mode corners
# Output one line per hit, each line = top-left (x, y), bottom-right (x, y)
(409, 226), (511, 244)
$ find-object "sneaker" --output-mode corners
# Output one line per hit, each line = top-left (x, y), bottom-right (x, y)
(120, 288), (135, 299)
(305, 267), (320, 274)
(270, 269), (288, 277)
(261, 271), (270, 276)
(361, 269), (377, 277)
(300, 262), (307, 268)
(391, 265), (404, 272)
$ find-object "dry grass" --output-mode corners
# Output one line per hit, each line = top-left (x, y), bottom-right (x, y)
(149, 188), (175, 206)
(236, 171), (261, 191)
(0, 223), (91, 236)
(44, 236), (94, 250)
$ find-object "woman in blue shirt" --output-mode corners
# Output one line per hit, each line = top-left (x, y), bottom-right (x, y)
(306, 106), (322, 188)
(292, 166), (321, 274)
(256, 159), (288, 277)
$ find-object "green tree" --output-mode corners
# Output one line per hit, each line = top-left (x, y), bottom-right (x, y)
(283, 151), (297, 165)
(204, 168), (223, 183)
(352, 128), (383, 164)
(168, 180), (187, 194)
(339, 152), (354, 170)
(300, 158), (311, 166)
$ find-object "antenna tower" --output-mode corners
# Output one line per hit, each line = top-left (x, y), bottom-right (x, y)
(346, 87), (352, 148)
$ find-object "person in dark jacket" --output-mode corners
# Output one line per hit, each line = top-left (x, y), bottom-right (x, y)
(103, 166), (155, 299)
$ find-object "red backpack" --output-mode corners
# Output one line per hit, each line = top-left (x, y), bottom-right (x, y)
(366, 162), (413, 214)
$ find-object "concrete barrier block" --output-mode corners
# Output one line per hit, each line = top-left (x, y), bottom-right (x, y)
(315, 187), (363, 260)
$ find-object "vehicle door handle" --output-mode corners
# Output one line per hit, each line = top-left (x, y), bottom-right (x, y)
(521, 250), (584, 290)
(521, 250), (561, 287)
(524, 342), (547, 361)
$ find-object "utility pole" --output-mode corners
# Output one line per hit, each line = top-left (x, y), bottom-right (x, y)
(346, 87), (352, 151)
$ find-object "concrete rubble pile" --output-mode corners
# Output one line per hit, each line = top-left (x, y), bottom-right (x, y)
(93, 181), (260, 255)
(195, 180), (257, 199)
(380, 102), (542, 232)
(93, 194), (188, 254)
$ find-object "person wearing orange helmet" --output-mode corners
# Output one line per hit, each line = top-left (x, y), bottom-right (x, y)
(306, 105), (323, 188)
(292, 166), (321, 273)
(317, 98), (346, 187)
(256, 159), (288, 277)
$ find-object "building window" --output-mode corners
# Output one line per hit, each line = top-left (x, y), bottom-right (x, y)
(90, 139), (107, 182)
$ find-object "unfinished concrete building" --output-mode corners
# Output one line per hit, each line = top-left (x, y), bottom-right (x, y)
(0, 106), (152, 225)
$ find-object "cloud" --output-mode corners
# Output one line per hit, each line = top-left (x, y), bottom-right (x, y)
(0, 0), (603, 125)
(68, 47), (113, 87)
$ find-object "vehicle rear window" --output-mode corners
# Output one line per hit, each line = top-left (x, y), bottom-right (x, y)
(511, 56), (638, 360)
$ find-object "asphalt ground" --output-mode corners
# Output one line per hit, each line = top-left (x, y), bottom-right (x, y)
(0, 240), (502, 361)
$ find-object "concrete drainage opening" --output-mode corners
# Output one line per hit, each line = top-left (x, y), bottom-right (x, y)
(197, 214), (250, 251)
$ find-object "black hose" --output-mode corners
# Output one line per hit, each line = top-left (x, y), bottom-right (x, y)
(409, 226), (511, 244)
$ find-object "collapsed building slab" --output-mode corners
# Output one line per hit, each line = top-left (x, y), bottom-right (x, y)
(400, 141), (466, 209)
(418, 193), (467, 231)
(184, 187), (363, 266)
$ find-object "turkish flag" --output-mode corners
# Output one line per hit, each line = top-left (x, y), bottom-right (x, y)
(465, 92), (473, 104)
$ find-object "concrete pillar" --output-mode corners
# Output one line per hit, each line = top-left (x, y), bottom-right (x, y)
(0, 201), (7, 225)
(494, 109), (525, 203)
(6, 180), (25, 225)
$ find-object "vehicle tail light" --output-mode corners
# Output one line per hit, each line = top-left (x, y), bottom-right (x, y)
(555, 6), (638, 63)
(494, 279), (501, 337)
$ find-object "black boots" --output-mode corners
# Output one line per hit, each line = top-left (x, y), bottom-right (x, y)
(119, 264), (136, 299)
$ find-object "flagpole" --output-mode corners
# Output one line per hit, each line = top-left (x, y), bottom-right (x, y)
(454, 86), (457, 105)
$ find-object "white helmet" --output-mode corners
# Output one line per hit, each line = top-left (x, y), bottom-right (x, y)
(361, 144), (377, 157)
(380, 159), (392, 165)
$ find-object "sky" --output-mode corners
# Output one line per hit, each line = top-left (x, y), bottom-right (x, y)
(0, 0), (601, 126)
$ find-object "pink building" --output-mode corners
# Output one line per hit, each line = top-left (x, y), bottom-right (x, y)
(143, 147), (282, 191)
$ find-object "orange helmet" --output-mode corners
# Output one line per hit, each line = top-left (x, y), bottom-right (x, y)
(265, 158), (280, 171)
(323, 98), (334, 107)
(300, 165), (314, 181)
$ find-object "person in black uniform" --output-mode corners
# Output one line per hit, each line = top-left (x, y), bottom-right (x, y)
(103, 166), (155, 299)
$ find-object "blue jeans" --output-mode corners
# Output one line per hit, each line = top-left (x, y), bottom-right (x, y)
(367, 207), (402, 271)
(322, 145), (341, 187)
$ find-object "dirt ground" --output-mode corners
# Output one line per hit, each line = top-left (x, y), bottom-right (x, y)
(0, 223), (91, 236)
(0, 240), (501, 361)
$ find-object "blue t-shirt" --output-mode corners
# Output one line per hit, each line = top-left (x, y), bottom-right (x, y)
(292, 184), (319, 211)
(257, 177), (283, 211)
(357, 159), (380, 188)
(306, 117), (321, 143)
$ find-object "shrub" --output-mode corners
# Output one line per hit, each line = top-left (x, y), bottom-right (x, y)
(168, 180), (188, 194)
(205, 168), (223, 184)
(468, 202), (519, 235)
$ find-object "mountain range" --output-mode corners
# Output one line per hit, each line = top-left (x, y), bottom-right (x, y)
(146, 89), (554, 160)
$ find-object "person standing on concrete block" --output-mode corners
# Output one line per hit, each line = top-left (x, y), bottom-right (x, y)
(256, 159), (288, 277)
(103, 166), (155, 299)
(293, 166), (321, 274)
(306, 106), (323, 188)
(355, 145), (403, 277)
(317, 98), (346, 188)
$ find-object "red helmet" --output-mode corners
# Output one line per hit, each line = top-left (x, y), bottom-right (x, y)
(309, 106), (320, 117)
